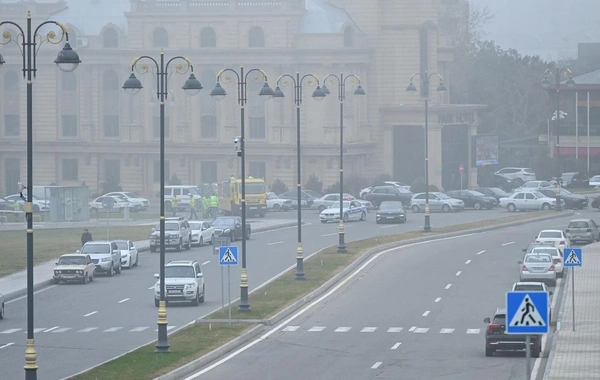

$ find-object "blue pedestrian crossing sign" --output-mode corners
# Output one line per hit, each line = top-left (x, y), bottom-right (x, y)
(505, 291), (549, 334)
(219, 246), (238, 266)
(563, 248), (582, 267)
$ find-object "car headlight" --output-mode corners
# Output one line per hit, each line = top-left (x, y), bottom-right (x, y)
(184, 284), (195, 290)
(223, 228), (231, 233)
(101, 257), (111, 262)
(55, 270), (61, 274)
(121, 253), (127, 257)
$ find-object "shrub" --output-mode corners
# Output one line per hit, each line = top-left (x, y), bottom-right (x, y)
(305, 173), (323, 194)
(324, 181), (340, 194)
(410, 177), (439, 193)
(270, 179), (288, 195)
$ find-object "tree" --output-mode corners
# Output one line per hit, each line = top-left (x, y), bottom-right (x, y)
(169, 173), (182, 185)
(304, 173), (323, 194)
(410, 177), (438, 193)
(324, 181), (340, 194)
(270, 179), (288, 195)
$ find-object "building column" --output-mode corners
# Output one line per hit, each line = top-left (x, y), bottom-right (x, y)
(383, 126), (394, 176)
(429, 124), (443, 190)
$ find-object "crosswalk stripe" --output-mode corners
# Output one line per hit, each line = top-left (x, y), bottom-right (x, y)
(387, 327), (403, 333)
(282, 326), (299, 332)
(414, 328), (429, 333)
(43, 326), (60, 333)
(440, 328), (455, 334)
(130, 326), (150, 332)
(466, 329), (481, 334)
(361, 327), (377, 333)
(0, 328), (22, 334)
(77, 327), (98, 333)
(308, 326), (326, 332)
(103, 327), (123, 332)
(334, 327), (351, 332)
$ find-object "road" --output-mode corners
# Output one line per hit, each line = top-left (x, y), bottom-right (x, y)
(188, 209), (594, 380)
(0, 207), (582, 379)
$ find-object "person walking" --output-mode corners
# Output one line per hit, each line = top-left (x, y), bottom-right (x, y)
(171, 195), (178, 217)
(202, 195), (210, 219)
(189, 196), (199, 219)
(210, 194), (219, 218)
(81, 228), (93, 247)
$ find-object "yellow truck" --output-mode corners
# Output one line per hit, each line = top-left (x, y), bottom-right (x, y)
(218, 177), (267, 217)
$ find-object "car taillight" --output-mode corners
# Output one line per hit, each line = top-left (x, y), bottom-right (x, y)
(549, 265), (555, 271)
(487, 324), (501, 333)
(521, 265), (528, 271)
(553, 258), (561, 264)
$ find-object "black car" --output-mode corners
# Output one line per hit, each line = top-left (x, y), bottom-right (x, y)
(445, 190), (497, 210)
(278, 190), (317, 209)
(474, 187), (511, 202)
(375, 201), (406, 224)
(592, 196), (600, 210)
(484, 308), (542, 357)
(559, 172), (589, 188)
(365, 186), (413, 207)
(537, 188), (588, 209)
(484, 174), (519, 192)
(211, 216), (251, 241)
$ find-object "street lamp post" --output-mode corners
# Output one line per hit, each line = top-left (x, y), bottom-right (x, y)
(273, 73), (326, 280)
(0, 12), (81, 380)
(406, 72), (447, 232)
(542, 68), (575, 212)
(210, 65), (274, 311)
(122, 51), (202, 352)
(320, 73), (365, 253)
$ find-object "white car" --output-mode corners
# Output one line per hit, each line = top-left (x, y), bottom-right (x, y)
(589, 175), (600, 187)
(266, 192), (292, 212)
(4, 194), (49, 212)
(499, 191), (557, 211)
(312, 193), (355, 212)
(189, 220), (214, 246)
(520, 180), (553, 189)
(360, 186), (372, 199)
(89, 195), (130, 213)
(114, 239), (139, 269)
(494, 167), (537, 184)
(534, 229), (570, 251)
(320, 200), (367, 223)
(530, 246), (564, 277)
(104, 191), (150, 211)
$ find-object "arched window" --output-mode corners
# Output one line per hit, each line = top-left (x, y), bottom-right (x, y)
(153, 27), (169, 48)
(248, 27), (265, 48)
(103, 28), (119, 48)
(343, 27), (354, 47)
(3, 71), (19, 90)
(61, 72), (77, 91)
(200, 27), (216, 48)
(103, 70), (119, 91)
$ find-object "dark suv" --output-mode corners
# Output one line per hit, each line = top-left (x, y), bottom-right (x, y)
(484, 308), (542, 357)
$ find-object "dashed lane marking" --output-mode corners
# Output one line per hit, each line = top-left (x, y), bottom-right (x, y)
(130, 326), (150, 332)
(77, 328), (98, 333)
(321, 233), (337, 237)
(422, 311), (430, 317)
(43, 326), (60, 333)
(0, 328), (22, 334)
(371, 362), (383, 369)
(409, 326), (416, 332)
(466, 329), (480, 334)
(477, 250), (485, 255)
(335, 327), (351, 332)
(465, 260), (471, 264)
(391, 342), (401, 350)
(0, 342), (15, 350)
(104, 327), (123, 332)
(84, 311), (98, 317)
(201, 261), (210, 266)
(455, 271), (462, 276)
(440, 328), (455, 334)
(118, 298), (130, 304)
(267, 241), (284, 245)
(434, 297), (441, 303)
(361, 327), (377, 332)
(282, 326), (299, 332)
(308, 326), (326, 332)
(502, 241), (515, 246)
(51, 327), (71, 333)
(445, 284), (452, 289)
(414, 328), (429, 333)
(387, 327), (403, 333)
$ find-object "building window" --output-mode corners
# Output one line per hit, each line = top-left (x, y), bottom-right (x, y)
(249, 161), (266, 180)
(201, 161), (218, 183)
(200, 27), (216, 48)
(153, 27), (169, 48)
(62, 159), (78, 180)
(201, 115), (217, 139)
(153, 116), (170, 139)
(62, 115), (78, 137)
(249, 116), (265, 139)
(61, 72), (77, 91)
(3, 71), (19, 90)
(104, 159), (120, 186)
(4, 115), (19, 136)
(343, 27), (354, 47)
(153, 160), (170, 183)
(248, 26), (265, 48)
(103, 70), (119, 90)
(103, 28), (118, 48)
(103, 115), (120, 138)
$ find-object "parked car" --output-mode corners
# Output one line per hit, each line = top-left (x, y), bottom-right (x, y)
(484, 307), (542, 357)
(494, 167), (536, 185)
(533, 188), (588, 210)
(319, 200), (367, 223)
(375, 201), (406, 224)
(520, 180), (553, 189)
(365, 186), (413, 207)
(266, 192), (292, 212)
(499, 191), (559, 212)
(521, 242), (555, 254)
(104, 191), (150, 211)
(4, 194), (49, 212)
(360, 186), (373, 199)
(0, 292), (4, 319)
(588, 175), (600, 187)
(445, 190), (497, 210)
(278, 190), (318, 209)
(154, 260), (205, 306)
(189, 220), (215, 246)
(79, 241), (122, 276)
(518, 252), (556, 285)
(534, 229), (570, 251)
(114, 239), (139, 269)
(211, 216), (251, 241)
(89, 195), (129, 213)
(410, 192), (464, 213)
(565, 218), (600, 244)
(53, 253), (96, 284)
(530, 246), (564, 277)
(510, 281), (553, 324)
(559, 172), (589, 188)
(312, 193), (355, 212)
(592, 195), (600, 210)
(474, 187), (511, 202)
(149, 216), (192, 252)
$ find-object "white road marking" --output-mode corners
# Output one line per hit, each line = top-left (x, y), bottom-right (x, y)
(476, 250), (485, 255)
(6, 285), (58, 304)
(434, 297), (441, 303)
(502, 241), (515, 246)
(361, 327), (377, 332)
(154, 326), (176, 332)
(43, 326), (60, 333)
(118, 298), (130, 304)
(414, 328), (429, 333)
(391, 342), (402, 350)
(77, 327), (98, 333)
(321, 233), (337, 237)
(84, 311), (98, 317)
(148, 286), (155, 290)
(440, 328), (455, 334)
(422, 311), (430, 317)
(465, 260), (471, 264)
(104, 327), (123, 332)
(371, 362), (383, 369)
(308, 326), (326, 332)
(387, 327), (403, 333)
(32, 328), (46, 333)
(0, 328), (21, 334)
(201, 261), (210, 266)
(445, 284), (452, 289)
(267, 241), (284, 245)
(282, 326), (299, 332)
(52, 327), (71, 333)
(335, 327), (351, 332)
(409, 326), (416, 332)
(380, 225), (397, 229)
(455, 271), (462, 276)
(130, 326), (150, 332)
(466, 329), (480, 334)
(0, 342), (14, 350)
(182, 233), (479, 379)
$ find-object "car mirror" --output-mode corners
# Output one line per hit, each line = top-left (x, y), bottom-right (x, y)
(154, 274), (159, 279)
(517, 260), (523, 264)
(197, 273), (203, 278)
(522, 248), (527, 252)
(549, 290), (553, 296)
(483, 317), (490, 323)
(152, 228), (156, 232)
(76, 250), (81, 253)
(55, 262), (58, 266)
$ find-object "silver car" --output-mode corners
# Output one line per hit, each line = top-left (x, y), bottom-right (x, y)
(565, 218), (600, 244)
(410, 192), (464, 213)
(518, 252), (556, 285)
(79, 241), (122, 276)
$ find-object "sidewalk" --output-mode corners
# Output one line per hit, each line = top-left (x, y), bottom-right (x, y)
(543, 243), (600, 379)
(0, 218), (297, 302)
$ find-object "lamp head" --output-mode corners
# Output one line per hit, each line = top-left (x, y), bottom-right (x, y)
(272, 86), (285, 99)
(406, 82), (417, 92)
(321, 84), (331, 95)
(258, 82), (274, 99)
(210, 82), (227, 100)
(353, 84), (366, 96)
(312, 85), (326, 101)
(436, 82), (447, 92)
(122, 73), (143, 96)
(182, 73), (203, 96)
(54, 42), (81, 72)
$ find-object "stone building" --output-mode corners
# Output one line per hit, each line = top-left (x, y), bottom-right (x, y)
(0, 0), (483, 197)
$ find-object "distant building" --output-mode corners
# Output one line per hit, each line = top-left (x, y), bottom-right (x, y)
(0, 0), (484, 196)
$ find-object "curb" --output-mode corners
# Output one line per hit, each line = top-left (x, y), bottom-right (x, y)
(157, 210), (574, 379)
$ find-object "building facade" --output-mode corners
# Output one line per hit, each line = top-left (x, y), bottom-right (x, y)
(0, 0), (482, 197)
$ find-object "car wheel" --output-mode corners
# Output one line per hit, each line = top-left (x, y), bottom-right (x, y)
(154, 299), (160, 307)
(411, 205), (421, 213)
(360, 211), (366, 221)
(0, 303), (4, 319)
(246, 229), (251, 240)
(542, 203), (551, 211)
(321, 220), (327, 223)
(90, 271), (95, 281)
(135, 254), (139, 267)
(532, 343), (541, 358)
(402, 216), (407, 223)
(33, 204), (40, 212)
(485, 346), (494, 357)
(473, 202), (482, 210)
(127, 257), (132, 270)
(176, 239), (183, 252)
(82, 273), (88, 284)
(199, 237), (204, 247)
(115, 262), (122, 274)
(343, 213), (349, 222)
(442, 204), (451, 212)
(108, 262), (114, 277)
(185, 237), (191, 250)
(272, 203), (281, 212)
(210, 235), (214, 245)
(507, 203), (516, 212)
(191, 289), (200, 306)
(199, 284), (205, 303)
(318, 205), (326, 212)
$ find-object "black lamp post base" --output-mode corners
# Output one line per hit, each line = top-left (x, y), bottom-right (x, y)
(155, 324), (171, 353)
(238, 285), (251, 312)
(295, 258), (306, 280)
(423, 211), (432, 232)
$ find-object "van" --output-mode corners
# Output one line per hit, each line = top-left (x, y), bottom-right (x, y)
(164, 185), (201, 211)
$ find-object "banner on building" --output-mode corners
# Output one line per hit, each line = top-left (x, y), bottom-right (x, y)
(473, 135), (499, 166)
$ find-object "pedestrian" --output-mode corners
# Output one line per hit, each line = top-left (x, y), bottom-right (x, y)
(171, 195), (178, 216)
(81, 228), (93, 247)
(210, 193), (219, 218)
(189, 196), (198, 219)
(203, 195), (210, 218)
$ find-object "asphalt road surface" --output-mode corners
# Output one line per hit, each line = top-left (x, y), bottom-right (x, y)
(188, 209), (596, 380)
(0, 207), (589, 379)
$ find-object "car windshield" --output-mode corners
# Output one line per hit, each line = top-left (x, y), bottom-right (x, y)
(155, 222), (179, 231)
(490, 188), (509, 196)
(532, 191), (546, 198)
(212, 218), (236, 226)
(531, 248), (559, 256)
(591, 176), (600, 181)
(468, 190), (485, 197)
(189, 222), (202, 230)
(560, 189), (573, 195)
(539, 231), (561, 238)
(524, 254), (552, 263)
(514, 284), (544, 291)
(164, 266), (195, 278)
(492, 314), (506, 324)
(81, 244), (110, 254)
(380, 202), (403, 210)
(123, 192), (138, 198)
(568, 221), (590, 228)
(115, 241), (129, 250)
(329, 202), (350, 209)
(245, 183), (266, 194)
(58, 256), (87, 265)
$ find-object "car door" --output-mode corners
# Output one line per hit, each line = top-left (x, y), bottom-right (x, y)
(349, 201), (361, 220)
(110, 242), (119, 265)
(511, 193), (525, 208)
(591, 220), (600, 240)
(194, 262), (204, 289)
(428, 195), (441, 210)
(524, 192), (536, 209)
(201, 222), (211, 241)
(324, 195), (338, 208)
(86, 255), (94, 275)
(129, 241), (138, 263)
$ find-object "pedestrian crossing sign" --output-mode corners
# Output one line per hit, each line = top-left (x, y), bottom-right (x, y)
(505, 291), (549, 334)
(563, 248), (582, 267)
(219, 246), (238, 266)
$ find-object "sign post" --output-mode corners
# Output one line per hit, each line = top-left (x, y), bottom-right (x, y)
(459, 163), (464, 190)
(219, 245), (239, 327)
(101, 197), (115, 240)
(563, 248), (582, 331)
(506, 291), (549, 380)
(214, 236), (231, 309)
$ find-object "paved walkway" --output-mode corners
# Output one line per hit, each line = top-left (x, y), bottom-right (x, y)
(0, 218), (297, 301)
(543, 243), (600, 379)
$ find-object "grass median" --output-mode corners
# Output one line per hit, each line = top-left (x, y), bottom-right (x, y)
(0, 225), (152, 277)
(68, 210), (559, 380)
